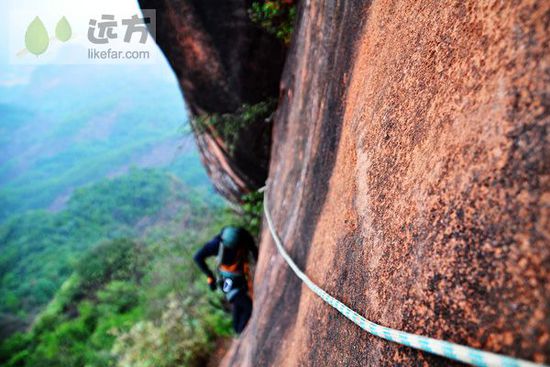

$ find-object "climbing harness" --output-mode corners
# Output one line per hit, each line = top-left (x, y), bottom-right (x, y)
(259, 185), (546, 367)
(216, 234), (251, 302)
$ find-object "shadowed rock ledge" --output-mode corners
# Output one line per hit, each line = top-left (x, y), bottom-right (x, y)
(139, 0), (287, 202)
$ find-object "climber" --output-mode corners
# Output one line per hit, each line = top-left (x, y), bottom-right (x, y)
(193, 226), (258, 334)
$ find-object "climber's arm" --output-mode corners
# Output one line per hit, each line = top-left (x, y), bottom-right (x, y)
(193, 235), (220, 280)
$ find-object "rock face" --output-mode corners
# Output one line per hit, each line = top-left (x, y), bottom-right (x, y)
(223, 0), (549, 366)
(139, 0), (286, 201)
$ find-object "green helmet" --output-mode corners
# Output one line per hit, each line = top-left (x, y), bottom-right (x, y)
(221, 226), (240, 249)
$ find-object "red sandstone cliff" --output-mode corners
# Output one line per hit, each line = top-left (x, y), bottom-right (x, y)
(139, 0), (287, 202)
(222, 0), (549, 366)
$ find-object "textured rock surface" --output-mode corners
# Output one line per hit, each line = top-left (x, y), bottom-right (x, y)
(139, 0), (286, 201)
(223, 0), (549, 366)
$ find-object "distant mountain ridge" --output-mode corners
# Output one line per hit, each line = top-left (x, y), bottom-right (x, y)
(0, 62), (212, 221)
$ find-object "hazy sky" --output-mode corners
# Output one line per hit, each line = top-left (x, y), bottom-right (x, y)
(0, 0), (194, 216)
(1, 0), (169, 86)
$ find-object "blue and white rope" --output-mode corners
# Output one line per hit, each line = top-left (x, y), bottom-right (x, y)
(260, 186), (546, 367)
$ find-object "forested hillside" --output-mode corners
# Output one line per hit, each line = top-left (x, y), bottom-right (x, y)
(0, 167), (242, 366)
(1, 168), (205, 321)
(0, 64), (204, 221)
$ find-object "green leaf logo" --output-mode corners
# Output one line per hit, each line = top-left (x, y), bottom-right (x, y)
(55, 16), (72, 42)
(25, 16), (49, 56)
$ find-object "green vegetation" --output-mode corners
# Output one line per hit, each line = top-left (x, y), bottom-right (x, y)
(2, 239), (147, 367)
(0, 168), (238, 366)
(1, 237), (232, 367)
(192, 99), (276, 154)
(236, 191), (264, 237)
(110, 237), (232, 367)
(1, 43), (239, 367)
(0, 167), (222, 326)
(0, 169), (169, 319)
(249, 1), (297, 44)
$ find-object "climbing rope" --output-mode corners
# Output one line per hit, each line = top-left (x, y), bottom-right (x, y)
(259, 185), (546, 367)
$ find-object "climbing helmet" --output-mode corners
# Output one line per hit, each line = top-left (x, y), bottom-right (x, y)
(221, 226), (240, 249)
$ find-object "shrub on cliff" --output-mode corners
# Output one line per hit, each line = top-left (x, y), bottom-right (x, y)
(238, 191), (264, 237)
(111, 293), (230, 367)
(249, 1), (297, 44)
(192, 99), (276, 155)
